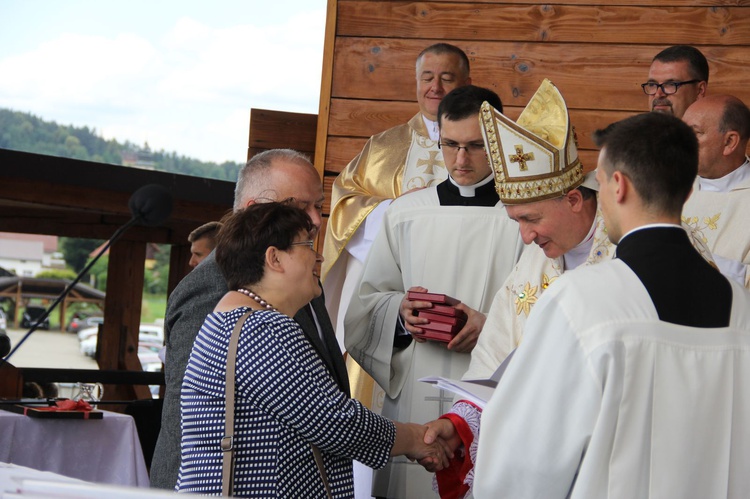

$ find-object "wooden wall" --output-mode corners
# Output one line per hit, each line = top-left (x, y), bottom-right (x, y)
(314, 0), (750, 231)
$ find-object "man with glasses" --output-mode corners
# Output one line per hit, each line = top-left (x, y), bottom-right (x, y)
(643, 45), (708, 119)
(344, 85), (524, 498)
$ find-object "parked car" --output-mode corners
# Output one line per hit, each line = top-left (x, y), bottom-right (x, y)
(138, 342), (163, 372)
(67, 315), (104, 334)
(0, 309), (8, 357)
(21, 305), (50, 330)
(79, 324), (165, 357)
(0, 309), (7, 334)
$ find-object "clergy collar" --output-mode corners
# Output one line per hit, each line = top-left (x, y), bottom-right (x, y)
(698, 157), (750, 192)
(447, 173), (495, 197)
(422, 114), (440, 141)
(562, 215), (597, 271)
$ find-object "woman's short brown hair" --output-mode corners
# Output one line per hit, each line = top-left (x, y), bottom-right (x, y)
(216, 201), (314, 290)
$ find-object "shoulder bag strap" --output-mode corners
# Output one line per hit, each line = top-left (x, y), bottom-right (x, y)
(221, 310), (253, 497)
(311, 444), (334, 499)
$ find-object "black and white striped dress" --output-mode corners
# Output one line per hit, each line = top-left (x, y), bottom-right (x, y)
(176, 307), (395, 498)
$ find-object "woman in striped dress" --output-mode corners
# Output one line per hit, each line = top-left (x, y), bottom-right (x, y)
(176, 202), (449, 497)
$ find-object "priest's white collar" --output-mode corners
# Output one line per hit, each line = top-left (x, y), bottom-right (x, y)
(422, 115), (440, 141)
(698, 157), (750, 192)
(448, 173), (494, 197)
(563, 216), (597, 271)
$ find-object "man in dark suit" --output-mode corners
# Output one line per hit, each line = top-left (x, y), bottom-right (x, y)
(150, 149), (349, 490)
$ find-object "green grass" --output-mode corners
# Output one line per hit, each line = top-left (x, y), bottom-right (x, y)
(141, 293), (167, 324)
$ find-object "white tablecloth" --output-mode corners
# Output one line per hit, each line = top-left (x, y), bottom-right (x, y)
(0, 408), (149, 487)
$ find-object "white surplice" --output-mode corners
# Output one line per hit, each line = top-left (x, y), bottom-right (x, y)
(344, 186), (524, 498)
(474, 260), (750, 499)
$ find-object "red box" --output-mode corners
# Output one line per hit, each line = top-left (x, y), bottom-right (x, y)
(428, 303), (467, 319)
(418, 310), (467, 327)
(406, 291), (460, 306)
(418, 320), (463, 334)
(413, 329), (455, 343)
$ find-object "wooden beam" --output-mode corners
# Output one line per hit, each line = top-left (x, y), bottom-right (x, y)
(338, 3), (750, 45)
(313, 0), (340, 180)
(330, 38), (750, 112)
(98, 239), (151, 402)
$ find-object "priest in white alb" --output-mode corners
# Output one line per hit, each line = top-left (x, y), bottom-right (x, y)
(344, 85), (524, 498)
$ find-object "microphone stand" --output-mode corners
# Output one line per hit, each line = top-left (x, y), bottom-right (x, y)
(1, 216), (140, 365)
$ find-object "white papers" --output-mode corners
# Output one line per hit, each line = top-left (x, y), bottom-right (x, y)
(419, 349), (515, 409)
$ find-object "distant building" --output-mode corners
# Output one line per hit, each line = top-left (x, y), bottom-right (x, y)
(0, 233), (65, 276)
(121, 143), (156, 170)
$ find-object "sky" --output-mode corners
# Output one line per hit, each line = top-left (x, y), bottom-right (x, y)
(0, 0), (327, 164)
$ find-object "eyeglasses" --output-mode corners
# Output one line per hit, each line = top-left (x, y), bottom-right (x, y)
(438, 141), (486, 156)
(641, 79), (700, 96)
(290, 240), (315, 251)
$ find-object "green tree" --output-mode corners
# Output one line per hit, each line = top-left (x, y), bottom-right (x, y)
(60, 237), (104, 273)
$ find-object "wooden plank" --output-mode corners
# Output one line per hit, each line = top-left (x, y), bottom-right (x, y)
(247, 108), (317, 158)
(324, 136), (368, 174)
(324, 135), (601, 177)
(345, 0), (750, 6)
(338, 3), (750, 45)
(328, 98), (417, 137)
(331, 38), (750, 111)
(327, 98), (635, 148)
(323, 176), (335, 215)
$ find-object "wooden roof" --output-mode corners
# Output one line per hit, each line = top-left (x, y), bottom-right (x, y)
(0, 147), (235, 400)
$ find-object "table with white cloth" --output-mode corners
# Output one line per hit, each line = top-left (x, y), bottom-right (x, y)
(0, 408), (149, 487)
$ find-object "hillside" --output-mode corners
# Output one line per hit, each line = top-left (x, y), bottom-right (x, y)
(0, 108), (241, 181)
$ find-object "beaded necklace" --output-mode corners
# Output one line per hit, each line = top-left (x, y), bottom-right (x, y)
(236, 288), (277, 312)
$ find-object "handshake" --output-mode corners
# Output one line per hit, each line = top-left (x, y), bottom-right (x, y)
(392, 418), (461, 472)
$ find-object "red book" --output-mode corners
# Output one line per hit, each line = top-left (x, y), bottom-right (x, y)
(428, 303), (468, 320)
(418, 310), (467, 327)
(406, 291), (460, 306)
(413, 329), (454, 343)
(419, 320), (463, 334)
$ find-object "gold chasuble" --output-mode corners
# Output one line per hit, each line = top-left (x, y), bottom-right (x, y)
(322, 112), (448, 409)
(322, 113), (447, 281)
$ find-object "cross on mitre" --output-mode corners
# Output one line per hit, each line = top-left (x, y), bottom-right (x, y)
(509, 145), (534, 171)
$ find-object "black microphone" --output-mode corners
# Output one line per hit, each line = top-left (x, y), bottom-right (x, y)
(1, 184), (174, 364)
(128, 183), (173, 226)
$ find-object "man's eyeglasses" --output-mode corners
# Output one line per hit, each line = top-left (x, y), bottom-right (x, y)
(438, 141), (486, 156)
(641, 79), (700, 96)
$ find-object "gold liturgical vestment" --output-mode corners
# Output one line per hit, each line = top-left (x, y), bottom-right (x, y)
(322, 112), (447, 280)
(322, 112), (448, 407)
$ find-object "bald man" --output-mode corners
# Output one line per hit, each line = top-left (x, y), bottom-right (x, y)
(682, 94), (750, 287)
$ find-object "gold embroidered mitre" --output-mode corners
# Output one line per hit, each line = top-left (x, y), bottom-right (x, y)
(480, 78), (584, 204)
